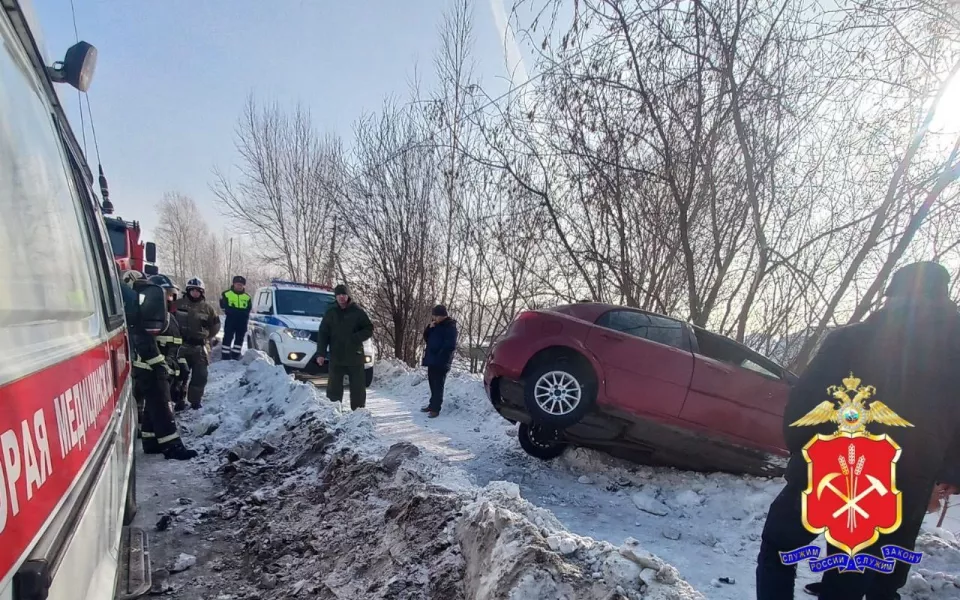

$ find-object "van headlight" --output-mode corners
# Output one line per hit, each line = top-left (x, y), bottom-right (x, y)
(283, 328), (313, 341)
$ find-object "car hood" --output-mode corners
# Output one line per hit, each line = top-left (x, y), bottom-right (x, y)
(277, 315), (323, 331)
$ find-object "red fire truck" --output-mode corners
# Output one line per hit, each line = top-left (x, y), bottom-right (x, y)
(0, 1), (148, 599)
(104, 214), (158, 276)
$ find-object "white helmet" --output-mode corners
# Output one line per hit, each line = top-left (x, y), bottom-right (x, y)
(185, 277), (205, 292)
(121, 269), (145, 288)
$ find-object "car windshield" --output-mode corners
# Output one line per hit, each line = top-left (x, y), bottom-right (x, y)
(106, 223), (127, 256)
(274, 289), (333, 317)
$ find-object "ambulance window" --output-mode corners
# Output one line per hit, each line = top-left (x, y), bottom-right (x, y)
(0, 28), (100, 369)
(65, 136), (124, 330)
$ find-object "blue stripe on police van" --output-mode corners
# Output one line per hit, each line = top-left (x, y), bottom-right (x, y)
(250, 315), (287, 327)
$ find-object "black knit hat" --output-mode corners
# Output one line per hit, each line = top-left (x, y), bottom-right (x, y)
(233, 275), (246, 285)
(333, 284), (349, 296)
(432, 304), (448, 317)
(885, 262), (950, 300)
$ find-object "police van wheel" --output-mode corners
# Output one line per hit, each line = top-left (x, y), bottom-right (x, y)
(269, 342), (282, 367)
(123, 450), (138, 526)
(365, 367), (374, 388)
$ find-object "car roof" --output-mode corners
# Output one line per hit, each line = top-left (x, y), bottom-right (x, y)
(551, 302), (682, 324)
(263, 283), (334, 294)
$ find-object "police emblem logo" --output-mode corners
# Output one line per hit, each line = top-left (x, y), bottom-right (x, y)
(779, 374), (925, 574)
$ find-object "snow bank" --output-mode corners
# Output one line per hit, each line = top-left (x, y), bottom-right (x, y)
(367, 358), (960, 599)
(170, 354), (705, 599)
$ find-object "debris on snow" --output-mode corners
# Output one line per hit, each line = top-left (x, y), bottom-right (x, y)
(631, 491), (670, 516)
(169, 553), (197, 573)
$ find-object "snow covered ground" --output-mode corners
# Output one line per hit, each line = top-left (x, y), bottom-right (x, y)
(135, 354), (960, 599)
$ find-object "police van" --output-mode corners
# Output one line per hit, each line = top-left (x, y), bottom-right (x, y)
(247, 280), (376, 386)
(0, 2), (147, 599)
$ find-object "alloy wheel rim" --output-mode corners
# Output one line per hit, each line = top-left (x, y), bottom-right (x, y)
(533, 370), (582, 416)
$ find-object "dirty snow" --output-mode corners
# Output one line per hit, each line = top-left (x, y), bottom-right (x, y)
(134, 354), (960, 599)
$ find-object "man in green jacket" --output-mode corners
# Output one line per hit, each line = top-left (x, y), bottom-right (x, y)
(315, 284), (374, 410)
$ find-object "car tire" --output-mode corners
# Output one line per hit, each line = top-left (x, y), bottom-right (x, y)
(269, 342), (282, 366)
(364, 367), (373, 388)
(523, 358), (596, 428)
(518, 423), (567, 460)
(123, 450), (137, 526)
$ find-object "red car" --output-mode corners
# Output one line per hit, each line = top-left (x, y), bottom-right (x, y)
(484, 303), (798, 476)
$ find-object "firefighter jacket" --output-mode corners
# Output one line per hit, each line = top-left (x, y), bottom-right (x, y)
(220, 289), (252, 328)
(120, 281), (163, 377)
(175, 294), (221, 345)
(155, 314), (183, 377)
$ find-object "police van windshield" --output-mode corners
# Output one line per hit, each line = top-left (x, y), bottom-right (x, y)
(274, 289), (333, 317)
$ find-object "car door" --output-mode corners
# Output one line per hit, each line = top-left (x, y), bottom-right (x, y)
(249, 290), (271, 350)
(684, 343), (790, 452)
(584, 309), (694, 418)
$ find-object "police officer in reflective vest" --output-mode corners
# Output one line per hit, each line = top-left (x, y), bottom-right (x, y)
(121, 270), (197, 460)
(219, 275), (252, 360)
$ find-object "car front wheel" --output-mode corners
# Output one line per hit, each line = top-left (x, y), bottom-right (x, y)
(518, 423), (567, 460)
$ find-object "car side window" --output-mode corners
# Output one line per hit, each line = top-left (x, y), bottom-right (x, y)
(597, 310), (688, 351)
(740, 358), (781, 380)
(261, 291), (274, 314)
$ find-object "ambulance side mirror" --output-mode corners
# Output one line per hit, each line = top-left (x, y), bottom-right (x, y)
(48, 41), (98, 92)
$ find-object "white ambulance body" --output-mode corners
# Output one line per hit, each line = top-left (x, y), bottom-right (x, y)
(0, 1), (146, 599)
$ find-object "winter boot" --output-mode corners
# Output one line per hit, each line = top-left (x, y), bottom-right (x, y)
(190, 402), (203, 410)
(162, 440), (198, 461)
(420, 406), (432, 413)
(141, 435), (161, 455)
(173, 401), (188, 413)
(428, 410), (440, 418)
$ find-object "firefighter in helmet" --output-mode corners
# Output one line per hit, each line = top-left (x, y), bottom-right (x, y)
(121, 270), (197, 460)
(174, 276), (220, 409)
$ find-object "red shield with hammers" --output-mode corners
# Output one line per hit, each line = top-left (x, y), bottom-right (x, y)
(802, 432), (903, 556)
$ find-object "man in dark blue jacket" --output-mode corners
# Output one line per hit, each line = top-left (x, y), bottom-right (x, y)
(420, 305), (458, 418)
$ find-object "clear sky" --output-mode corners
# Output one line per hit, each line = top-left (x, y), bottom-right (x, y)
(32, 0), (525, 240)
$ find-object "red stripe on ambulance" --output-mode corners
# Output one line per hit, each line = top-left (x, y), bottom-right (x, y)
(0, 334), (128, 584)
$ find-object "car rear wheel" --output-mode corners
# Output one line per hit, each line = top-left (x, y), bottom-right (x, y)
(523, 358), (596, 428)
(364, 367), (373, 387)
(518, 423), (567, 460)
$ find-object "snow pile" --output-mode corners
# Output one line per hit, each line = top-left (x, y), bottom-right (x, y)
(165, 354), (705, 599)
(367, 359), (960, 599)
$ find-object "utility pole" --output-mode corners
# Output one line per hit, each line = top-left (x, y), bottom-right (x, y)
(227, 237), (234, 286)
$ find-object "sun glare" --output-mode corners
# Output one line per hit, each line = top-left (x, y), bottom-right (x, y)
(931, 73), (960, 134)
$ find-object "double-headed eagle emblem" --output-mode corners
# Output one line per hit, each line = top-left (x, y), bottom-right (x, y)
(790, 374), (913, 433)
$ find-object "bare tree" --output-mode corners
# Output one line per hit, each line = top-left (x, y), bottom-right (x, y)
(213, 96), (341, 283)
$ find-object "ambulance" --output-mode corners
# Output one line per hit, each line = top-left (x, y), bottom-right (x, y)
(0, 1), (147, 599)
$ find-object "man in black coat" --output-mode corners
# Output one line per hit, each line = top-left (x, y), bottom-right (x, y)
(315, 284), (374, 410)
(756, 262), (960, 600)
(420, 305), (458, 418)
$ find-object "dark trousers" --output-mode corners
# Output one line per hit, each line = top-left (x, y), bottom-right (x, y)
(327, 364), (366, 410)
(171, 357), (189, 408)
(132, 368), (180, 449)
(222, 320), (247, 360)
(180, 343), (209, 407)
(757, 483), (928, 600)
(427, 366), (449, 412)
